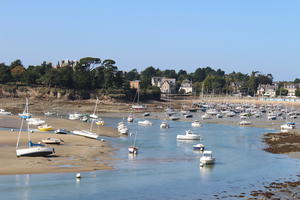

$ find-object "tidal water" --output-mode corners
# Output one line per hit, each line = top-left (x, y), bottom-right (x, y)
(1, 118), (300, 200)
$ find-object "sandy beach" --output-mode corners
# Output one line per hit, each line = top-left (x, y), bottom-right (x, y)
(0, 115), (118, 175)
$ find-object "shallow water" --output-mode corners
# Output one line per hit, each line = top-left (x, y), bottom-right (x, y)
(1, 118), (300, 200)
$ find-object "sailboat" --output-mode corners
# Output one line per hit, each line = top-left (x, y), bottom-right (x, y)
(72, 101), (100, 139)
(89, 98), (99, 119)
(16, 99), (54, 157)
(127, 112), (134, 122)
(131, 88), (146, 110)
(128, 131), (138, 154)
(18, 98), (32, 119)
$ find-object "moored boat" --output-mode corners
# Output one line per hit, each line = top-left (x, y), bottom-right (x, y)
(177, 130), (200, 140)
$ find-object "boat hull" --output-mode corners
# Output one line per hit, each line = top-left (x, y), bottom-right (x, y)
(16, 147), (54, 157)
(177, 135), (200, 140)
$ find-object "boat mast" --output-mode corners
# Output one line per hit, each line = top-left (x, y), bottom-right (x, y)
(16, 118), (24, 149)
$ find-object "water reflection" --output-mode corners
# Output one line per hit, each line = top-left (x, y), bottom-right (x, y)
(199, 165), (215, 179)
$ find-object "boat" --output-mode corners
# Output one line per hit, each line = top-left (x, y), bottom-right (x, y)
(38, 124), (53, 131)
(143, 112), (150, 117)
(193, 144), (205, 151)
(127, 115), (134, 122)
(267, 113), (277, 120)
(69, 113), (82, 120)
(41, 137), (64, 144)
(216, 113), (223, 118)
(118, 122), (129, 135)
(26, 118), (45, 126)
(0, 109), (11, 115)
(184, 113), (193, 118)
(80, 115), (89, 122)
(55, 129), (69, 134)
(239, 120), (252, 126)
(226, 111), (236, 117)
(281, 122), (296, 130)
(131, 88), (146, 110)
(160, 121), (169, 129)
(201, 114), (211, 120)
(192, 120), (201, 127)
(177, 130), (200, 140)
(138, 120), (152, 126)
(18, 98), (31, 119)
(89, 98), (99, 119)
(169, 115), (180, 120)
(44, 111), (55, 116)
(16, 103), (54, 157)
(206, 109), (218, 115)
(96, 119), (105, 126)
(200, 151), (215, 165)
(72, 130), (100, 139)
(128, 131), (138, 154)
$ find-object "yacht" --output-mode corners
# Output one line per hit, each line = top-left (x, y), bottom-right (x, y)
(0, 109), (11, 115)
(191, 120), (201, 127)
(160, 121), (170, 129)
(201, 114), (211, 120)
(281, 122), (296, 130)
(138, 120), (153, 126)
(26, 118), (45, 126)
(177, 130), (200, 140)
(193, 144), (205, 151)
(200, 151), (215, 165)
(239, 120), (252, 126)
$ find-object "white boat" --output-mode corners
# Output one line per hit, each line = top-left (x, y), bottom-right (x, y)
(177, 130), (200, 140)
(192, 120), (201, 127)
(138, 120), (152, 126)
(201, 114), (211, 120)
(118, 122), (129, 135)
(184, 113), (193, 118)
(127, 114), (134, 122)
(42, 137), (64, 144)
(169, 115), (180, 120)
(0, 109), (11, 115)
(44, 111), (55, 116)
(216, 113), (223, 118)
(200, 151), (215, 165)
(128, 131), (138, 154)
(16, 101), (54, 157)
(239, 120), (252, 126)
(72, 130), (100, 139)
(160, 121), (169, 129)
(81, 115), (89, 122)
(55, 129), (69, 134)
(69, 113), (82, 120)
(26, 118), (45, 126)
(16, 145), (54, 157)
(226, 111), (236, 117)
(18, 98), (31, 119)
(131, 88), (146, 110)
(281, 122), (296, 130)
(193, 144), (205, 151)
(206, 109), (218, 115)
(267, 114), (277, 120)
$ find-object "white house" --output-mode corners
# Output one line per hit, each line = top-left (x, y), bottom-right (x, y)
(179, 79), (194, 94)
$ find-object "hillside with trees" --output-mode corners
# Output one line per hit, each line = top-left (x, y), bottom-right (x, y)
(0, 57), (280, 100)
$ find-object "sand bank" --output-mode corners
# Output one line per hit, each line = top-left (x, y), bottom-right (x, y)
(0, 115), (119, 175)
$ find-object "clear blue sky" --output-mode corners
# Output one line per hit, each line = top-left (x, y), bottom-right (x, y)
(0, 0), (299, 81)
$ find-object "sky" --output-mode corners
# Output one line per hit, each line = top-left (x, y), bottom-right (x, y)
(0, 0), (299, 81)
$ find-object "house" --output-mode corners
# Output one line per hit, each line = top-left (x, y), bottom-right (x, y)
(129, 80), (140, 89)
(283, 83), (299, 97)
(151, 77), (176, 93)
(179, 79), (194, 94)
(257, 84), (278, 97)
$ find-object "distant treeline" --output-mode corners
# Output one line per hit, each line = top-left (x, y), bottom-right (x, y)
(0, 57), (299, 99)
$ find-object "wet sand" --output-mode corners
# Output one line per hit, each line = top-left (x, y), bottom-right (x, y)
(0, 115), (118, 175)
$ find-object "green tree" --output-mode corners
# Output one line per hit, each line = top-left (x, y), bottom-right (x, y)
(295, 90), (300, 97)
(0, 63), (11, 83)
(140, 66), (156, 89)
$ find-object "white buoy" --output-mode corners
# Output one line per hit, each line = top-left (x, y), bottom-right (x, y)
(76, 173), (81, 179)
(10, 129), (14, 132)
